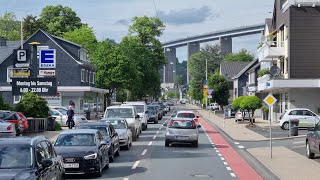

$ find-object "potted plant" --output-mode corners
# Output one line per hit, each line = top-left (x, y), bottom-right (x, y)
(258, 68), (270, 77)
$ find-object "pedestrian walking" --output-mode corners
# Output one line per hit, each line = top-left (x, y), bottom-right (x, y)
(66, 106), (75, 129)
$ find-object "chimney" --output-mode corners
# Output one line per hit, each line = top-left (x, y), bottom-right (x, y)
(0, 38), (7, 46)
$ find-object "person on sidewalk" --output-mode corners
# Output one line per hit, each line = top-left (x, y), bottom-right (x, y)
(66, 106), (75, 129)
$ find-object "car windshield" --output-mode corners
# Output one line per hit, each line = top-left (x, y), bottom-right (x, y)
(132, 105), (144, 113)
(55, 109), (67, 115)
(105, 120), (127, 129)
(0, 144), (32, 169)
(0, 112), (10, 119)
(177, 113), (195, 118)
(106, 108), (133, 118)
(55, 134), (96, 146)
(78, 126), (109, 136)
(169, 120), (196, 129)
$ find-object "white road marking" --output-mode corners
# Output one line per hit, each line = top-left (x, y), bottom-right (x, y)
(223, 161), (228, 165)
(226, 166), (232, 171)
(234, 142), (240, 145)
(238, 145), (245, 149)
(230, 173), (236, 177)
(132, 161), (140, 169)
(153, 135), (156, 139)
(124, 178), (129, 180)
(214, 147), (217, 150)
(220, 157), (225, 161)
(156, 131), (159, 134)
(218, 153), (222, 157)
(293, 141), (304, 144)
(216, 150), (219, 153)
(159, 127), (162, 130)
(148, 141), (153, 146)
(141, 149), (148, 156)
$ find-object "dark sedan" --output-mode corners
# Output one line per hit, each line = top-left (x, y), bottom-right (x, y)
(54, 129), (109, 177)
(77, 122), (120, 162)
(0, 136), (65, 180)
(147, 105), (159, 124)
(306, 122), (320, 159)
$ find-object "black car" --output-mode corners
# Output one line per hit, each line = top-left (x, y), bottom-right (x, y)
(306, 122), (320, 159)
(77, 122), (120, 162)
(147, 105), (159, 124)
(0, 136), (65, 180)
(54, 129), (109, 177)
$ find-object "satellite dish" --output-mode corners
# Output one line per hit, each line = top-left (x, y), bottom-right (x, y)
(269, 65), (281, 76)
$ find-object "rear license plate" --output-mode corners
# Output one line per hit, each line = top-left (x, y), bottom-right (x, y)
(64, 163), (79, 168)
(176, 136), (188, 140)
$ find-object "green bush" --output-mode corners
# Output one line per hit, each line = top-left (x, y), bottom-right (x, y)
(258, 68), (270, 77)
(232, 96), (245, 110)
(262, 106), (269, 112)
(240, 96), (262, 111)
(54, 122), (62, 131)
(0, 96), (13, 110)
(15, 92), (49, 118)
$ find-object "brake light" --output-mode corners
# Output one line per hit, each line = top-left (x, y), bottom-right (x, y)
(168, 120), (173, 127)
(7, 125), (13, 131)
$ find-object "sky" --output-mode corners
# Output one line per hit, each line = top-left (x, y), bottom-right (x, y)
(0, 0), (274, 61)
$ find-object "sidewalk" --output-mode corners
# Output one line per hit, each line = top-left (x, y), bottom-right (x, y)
(23, 127), (69, 142)
(191, 105), (320, 180)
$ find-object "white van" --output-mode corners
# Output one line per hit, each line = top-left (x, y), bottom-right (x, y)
(104, 106), (142, 141)
(122, 102), (148, 131)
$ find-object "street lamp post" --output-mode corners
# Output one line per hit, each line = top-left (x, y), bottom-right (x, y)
(206, 59), (208, 110)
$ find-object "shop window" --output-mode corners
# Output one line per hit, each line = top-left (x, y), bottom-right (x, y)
(81, 69), (85, 82)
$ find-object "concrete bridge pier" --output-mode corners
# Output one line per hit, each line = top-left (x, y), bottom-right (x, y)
(164, 47), (176, 83)
(187, 42), (200, 84)
(220, 36), (232, 54)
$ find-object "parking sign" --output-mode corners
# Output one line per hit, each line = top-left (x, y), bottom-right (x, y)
(39, 49), (56, 68)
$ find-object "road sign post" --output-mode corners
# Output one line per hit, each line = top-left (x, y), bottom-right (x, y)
(263, 94), (277, 159)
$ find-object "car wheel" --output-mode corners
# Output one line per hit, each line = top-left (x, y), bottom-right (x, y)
(109, 147), (115, 162)
(282, 122), (289, 130)
(115, 146), (120, 156)
(95, 160), (103, 177)
(154, 120), (158, 124)
(193, 141), (198, 148)
(60, 174), (65, 180)
(165, 140), (170, 147)
(306, 142), (315, 159)
(124, 140), (130, 150)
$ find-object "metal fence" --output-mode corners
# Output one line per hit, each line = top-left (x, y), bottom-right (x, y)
(25, 118), (50, 133)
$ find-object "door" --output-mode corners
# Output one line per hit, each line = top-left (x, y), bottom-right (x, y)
(310, 123), (320, 152)
(287, 110), (302, 126)
(97, 132), (108, 166)
(36, 142), (54, 180)
(302, 110), (318, 127)
(44, 141), (63, 179)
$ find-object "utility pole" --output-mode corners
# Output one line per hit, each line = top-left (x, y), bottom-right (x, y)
(20, 14), (23, 49)
(206, 59), (208, 110)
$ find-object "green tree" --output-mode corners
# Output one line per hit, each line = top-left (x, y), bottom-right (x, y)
(175, 75), (183, 86)
(23, 15), (43, 39)
(39, 5), (82, 36)
(232, 96), (245, 111)
(208, 73), (229, 108)
(166, 90), (179, 99)
(240, 96), (262, 124)
(224, 49), (254, 62)
(0, 12), (20, 40)
(62, 25), (98, 54)
(116, 89), (128, 103)
(15, 92), (49, 118)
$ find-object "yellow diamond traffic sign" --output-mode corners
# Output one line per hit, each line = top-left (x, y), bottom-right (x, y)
(263, 94), (277, 107)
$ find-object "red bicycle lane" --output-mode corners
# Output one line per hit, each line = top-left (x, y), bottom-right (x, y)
(198, 117), (263, 180)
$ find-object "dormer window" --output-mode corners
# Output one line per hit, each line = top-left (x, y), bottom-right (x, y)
(79, 49), (88, 61)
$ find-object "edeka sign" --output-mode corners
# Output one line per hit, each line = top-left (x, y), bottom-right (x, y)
(39, 49), (56, 69)
(12, 77), (57, 96)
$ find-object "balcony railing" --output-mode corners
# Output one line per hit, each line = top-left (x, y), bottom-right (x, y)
(257, 41), (285, 61)
(282, 0), (320, 12)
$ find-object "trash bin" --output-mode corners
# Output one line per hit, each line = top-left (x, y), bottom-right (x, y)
(86, 111), (91, 120)
(289, 119), (299, 136)
(47, 117), (56, 131)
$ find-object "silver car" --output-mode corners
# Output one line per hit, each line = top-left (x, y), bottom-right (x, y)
(0, 120), (16, 137)
(100, 118), (132, 150)
(164, 118), (201, 147)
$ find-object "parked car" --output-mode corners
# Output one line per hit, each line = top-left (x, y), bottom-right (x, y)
(154, 105), (163, 120)
(54, 129), (109, 177)
(122, 102), (148, 130)
(49, 109), (88, 127)
(100, 118), (132, 150)
(167, 100), (174, 106)
(226, 105), (237, 117)
(208, 103), (219, 111)
(0, 136), (65, 180)
(77, 122), (120, 162)
(0, 119), (16, 137)
(306, 122), (320, 159)
(235, 111), (255, 122)
(278, 108), (319, 130)
(164, 118), (201, 147)
(0, 111), (28, 135)
(147, 105), (159, 124)
(104, 106), (141, 141)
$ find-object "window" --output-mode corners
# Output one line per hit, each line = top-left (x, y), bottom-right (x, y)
(86, 70), (88, 82)
(280, 58), (285, 74)
(289, 110), (298, 115)
(36, 143), (46, 165)
(7, 66), (13, 83)
(314, 122), (320, 131)
(92, 72), (96, 84)
(89, 71), (92, 83)
(81, 69), (85, 82)
(79, 49), (88, 61)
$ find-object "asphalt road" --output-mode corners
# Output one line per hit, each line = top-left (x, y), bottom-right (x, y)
(66, 105), (236, 180)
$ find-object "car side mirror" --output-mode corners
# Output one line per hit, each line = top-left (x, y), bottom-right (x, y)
(136, 115), (140, 118)
(308, 127), (315, 131)
(197, 125), (202, 128)
(41, 159), (53, 168)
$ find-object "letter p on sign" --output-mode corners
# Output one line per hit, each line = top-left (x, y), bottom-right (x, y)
(17, 50), (27, 62)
